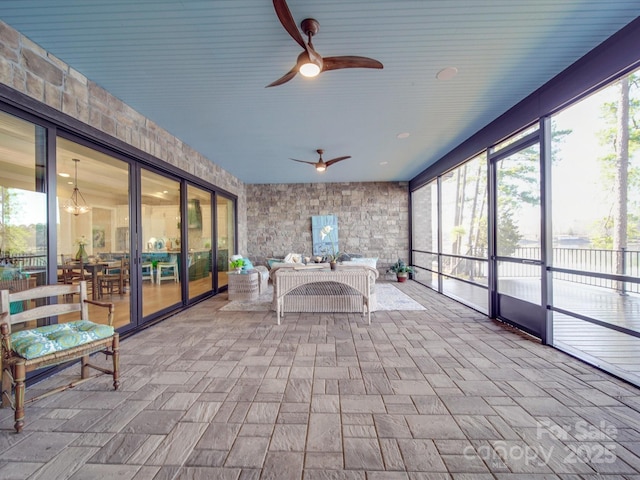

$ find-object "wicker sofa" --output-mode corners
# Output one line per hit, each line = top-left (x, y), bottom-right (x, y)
(269, 263), (379, 322)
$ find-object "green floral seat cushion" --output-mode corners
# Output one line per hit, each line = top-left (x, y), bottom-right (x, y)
(11, 320), (115, 360)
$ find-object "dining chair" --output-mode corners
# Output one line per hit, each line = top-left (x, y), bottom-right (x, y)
(141, 261), (154, 283)
(156, 255), (179, 284)
(97, 258), (129, 298)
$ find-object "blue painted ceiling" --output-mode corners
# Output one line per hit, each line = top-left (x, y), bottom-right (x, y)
(2, 1), (639, 184)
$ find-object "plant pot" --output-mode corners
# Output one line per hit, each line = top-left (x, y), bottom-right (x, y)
(330, 261), (337, 270)
(396, 273), (408, 283)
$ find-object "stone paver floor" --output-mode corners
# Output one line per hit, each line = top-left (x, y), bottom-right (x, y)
(2, 281), (640, 479)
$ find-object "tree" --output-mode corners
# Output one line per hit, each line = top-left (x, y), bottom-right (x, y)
(0, 187), (29, 256)
(594, 73), (640, 284)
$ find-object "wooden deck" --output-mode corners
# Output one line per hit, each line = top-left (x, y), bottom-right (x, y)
(436, 277), (640, 386)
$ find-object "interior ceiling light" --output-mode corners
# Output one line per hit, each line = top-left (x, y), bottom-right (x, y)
(397, 132), (410, 139)
(436, 66), (458, 80)
(63, 158), (91, 216)
(58, 172), (70, 178)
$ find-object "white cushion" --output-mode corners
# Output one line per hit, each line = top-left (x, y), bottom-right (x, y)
(284, 253), (302, 263)
(344, 257), (378, 269)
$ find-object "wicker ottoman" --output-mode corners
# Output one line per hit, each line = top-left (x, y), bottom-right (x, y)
(254, 266), (269, 294)
(228, 271), (259, 301)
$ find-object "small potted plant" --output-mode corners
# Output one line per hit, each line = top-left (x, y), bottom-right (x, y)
(320, 224), (340, 270)
(387, 258), (415, 283)
(229, 258), (245, 273)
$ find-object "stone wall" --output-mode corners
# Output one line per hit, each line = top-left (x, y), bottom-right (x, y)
(0, 20), (247, 253)
(246, 182), (409, 270)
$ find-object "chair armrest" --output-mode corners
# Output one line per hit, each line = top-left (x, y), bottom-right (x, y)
(0, 316), (13, 355)
(84, 299), (115, 326)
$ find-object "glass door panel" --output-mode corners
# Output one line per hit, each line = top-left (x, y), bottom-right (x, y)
(0, 111), (47, 328)
(216, 195), (235, 289)
(187, 185), (213, 300)
(141, 169), (181, 316)
(493, 141), (544, 337)
(56, 138), (131, 329)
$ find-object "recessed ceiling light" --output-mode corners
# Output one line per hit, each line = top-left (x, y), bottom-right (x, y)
(59, 172), (70, 178)
(396, 132), (410, 139)
(380, 161), (388, 166)
(436, 66), (458, 80)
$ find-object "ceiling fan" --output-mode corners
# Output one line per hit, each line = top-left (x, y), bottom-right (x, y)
(290, 149), (351, 172)
(267, 0), (383, 87)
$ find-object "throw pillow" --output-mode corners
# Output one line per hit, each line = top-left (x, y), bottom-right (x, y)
(284, 253), (302, 263)
(266, 258), (284, 270)
(348, 257), (378, 269)
(241, 257), (254, 270)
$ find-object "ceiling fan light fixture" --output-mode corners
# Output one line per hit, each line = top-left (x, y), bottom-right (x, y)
(315, 163), (327, 172)
(299, 60), (321, 77)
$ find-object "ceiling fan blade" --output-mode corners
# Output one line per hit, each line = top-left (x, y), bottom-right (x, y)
(305, 42), (322, 65)
(289, 158), (317, 166)
(266, 67), (298, 88)
(273, 0), (306, 49)
(322, 56), (383, 72)
(325, 156), (352, 167)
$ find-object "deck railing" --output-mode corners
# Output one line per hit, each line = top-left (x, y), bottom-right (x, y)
(432, 247), (640, 294)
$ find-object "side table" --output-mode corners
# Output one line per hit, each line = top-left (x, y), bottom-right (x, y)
(228, 270), (260, 301)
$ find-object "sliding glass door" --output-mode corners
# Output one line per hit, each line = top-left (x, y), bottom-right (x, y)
(0, 111), (48, 298)
(140, 169), (182, 317)
(187, 185), (213, 300)
(56, 137), (132, 329)
(216, 194), (235, 289)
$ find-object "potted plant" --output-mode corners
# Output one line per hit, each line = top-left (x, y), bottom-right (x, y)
(229, 258), (245, 273)
(320, 224), (340, 270)
(387, 258), (415, 283)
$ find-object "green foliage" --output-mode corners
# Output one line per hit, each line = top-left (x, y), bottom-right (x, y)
(387, 259), (416, 275)
(590, 73), (640, 249)
(590, 213), (640, 249)
(0, 187), (29, 254)
(229, 258), (245, 269)
(497, 209), (523, 256)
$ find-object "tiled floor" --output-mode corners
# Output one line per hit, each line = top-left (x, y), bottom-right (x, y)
(2, 281), (640, 479)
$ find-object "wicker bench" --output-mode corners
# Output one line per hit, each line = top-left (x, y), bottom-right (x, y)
(271, 265), (378, 325)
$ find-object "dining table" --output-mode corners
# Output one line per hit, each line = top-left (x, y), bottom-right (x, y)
(58, 261), (119, 300)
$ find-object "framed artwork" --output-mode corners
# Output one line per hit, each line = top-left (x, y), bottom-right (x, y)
(311, 214), (338, 256)
(116, 227), (129, 251)
(92, 226), (105, 248)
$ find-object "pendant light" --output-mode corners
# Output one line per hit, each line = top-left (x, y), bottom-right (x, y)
(63, 158), (91, 215)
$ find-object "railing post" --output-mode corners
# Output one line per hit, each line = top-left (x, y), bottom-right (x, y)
(621, 247), (627, 296)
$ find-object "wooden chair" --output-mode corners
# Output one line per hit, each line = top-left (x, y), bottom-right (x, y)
(58, 254), (83, 284)
(0, 278), (33, 315)
(97, 258), (129, 298)
(0, 281), (119, 433)
(59, 255), (96, 296)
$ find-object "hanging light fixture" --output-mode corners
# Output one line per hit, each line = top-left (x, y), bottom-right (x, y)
(63, 158), (91, 215)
